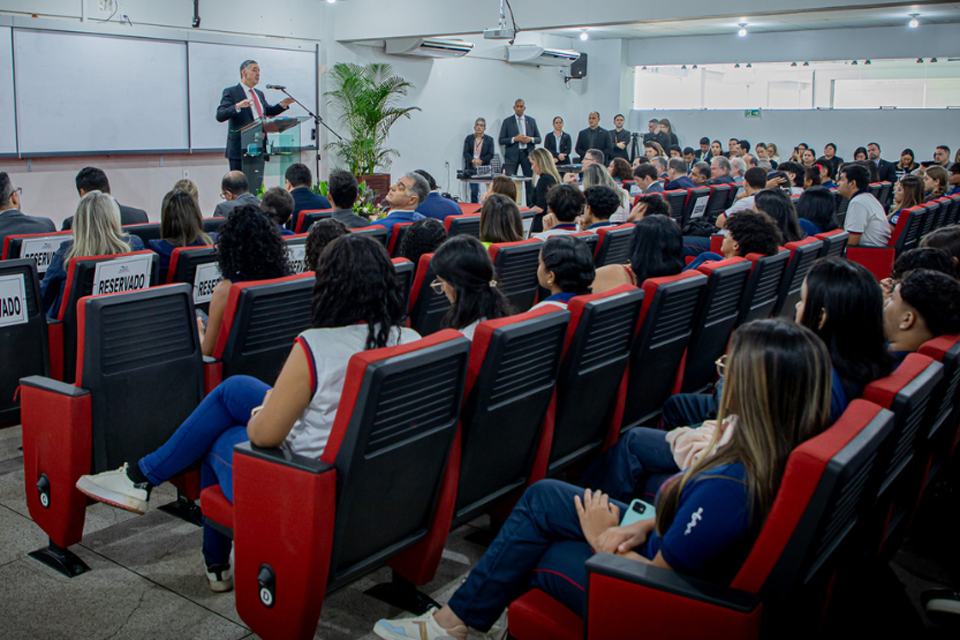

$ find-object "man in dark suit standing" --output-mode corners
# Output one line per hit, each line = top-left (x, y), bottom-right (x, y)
(574, 112), (612, 163)
(609, 114), (631, 162)
(498, 99), (541, 206)
(61, 167), (148, 230)
(867, 142), (897, 183)
(215, 60), (294, 172)
(462, 118), (495, 203)
(0, 173), (56, 248)
(285, 163), (330, 221)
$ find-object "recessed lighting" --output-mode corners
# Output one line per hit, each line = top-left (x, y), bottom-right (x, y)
(791, 61), (797, 67)
(681, 64), (687, 70)
(326, 0), (336, 4)
(692, 64), (698, 69)
(641, 66), (647, 70)
(737, 23), (747, 37)
(579, 29), (589, 41)
(909, 13), (919, 28)
(746, 63), (752, 68)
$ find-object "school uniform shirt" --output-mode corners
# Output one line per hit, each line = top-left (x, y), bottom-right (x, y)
(459, 320), (481, 341)
(284, 325), (421, 458)
(844, 191), (891, 247)
(530, 292), (577, 311)
(534, 223), (579, 240)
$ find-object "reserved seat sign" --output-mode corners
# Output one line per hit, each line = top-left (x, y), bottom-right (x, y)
(0, 273), (28, 328)
(193, 262), (223, 304)
(91, 254), (153, 296)
(287, 244), (308, 275)
(20, 234), (72, 274)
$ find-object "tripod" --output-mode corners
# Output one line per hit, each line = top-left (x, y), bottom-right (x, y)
(278, 88), (343, 187)
(629, 133), (642, 163)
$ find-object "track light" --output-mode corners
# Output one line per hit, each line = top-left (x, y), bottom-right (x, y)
(579, 29), (589, 41)
(641, 66), (647, 70)
(908, 14), (919, 28)
(738, 23), (747, 37)
(791, 61), (797, 67)
(865, 60), (871, 65)
(734, 63), (740, 68)
(803, 61), (809, 66)
(681, 64), (687, 69)
(917, 58), (924, 63)
(931, 57), (938, 63)
(851, 60), (858, 65)
(746, 63), (752, 68)
(692, 64), (698, 69)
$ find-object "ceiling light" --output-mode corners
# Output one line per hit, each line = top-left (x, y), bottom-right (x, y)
(931, 57), (938, 63)
(641, 66), (647, 70)
(734, 63), (740, 68)
(917, 58), (924, 63)
(326, 0), (336, 3)
(692, 64), (698, 69)
(737, 23), (747, 37)
(681, 64), (687, 69)
(909, 14), (919, 28)
(865, 60), (871, 65)
(852, 60), (858, 65)
(746, 63), (752, 68)
(579, 29), (589, 41)
(803, 61), (809, 66)
(791, 61), (797, 67)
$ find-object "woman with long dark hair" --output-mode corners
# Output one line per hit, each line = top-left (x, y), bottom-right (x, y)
(76, 234), (419, 592)
(149, 188), (213, 271)
(754, 188), (804, 242)
(532, 235), (595, 310)
(591, 214), (684, 293)
(796, 186), (839, 236)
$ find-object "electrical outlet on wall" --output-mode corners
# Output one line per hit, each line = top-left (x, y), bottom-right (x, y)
(182, 169), (190, 179)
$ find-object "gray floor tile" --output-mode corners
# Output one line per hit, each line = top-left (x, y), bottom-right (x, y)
(0, 424), (23, 463)
(0, 503), (48, 567)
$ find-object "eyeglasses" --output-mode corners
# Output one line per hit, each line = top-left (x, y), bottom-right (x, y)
(220, 192), (229, 200)
(10, 187), (21, 197)
(715, 355), (728, 378)
(430, 278), (445, 296)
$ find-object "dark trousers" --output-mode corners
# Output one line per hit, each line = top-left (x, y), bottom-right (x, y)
(229, 158), (242, 171)
(504, 149), (535, 206)
(470, 183), (480, 203)
(578, 427), (679, 503)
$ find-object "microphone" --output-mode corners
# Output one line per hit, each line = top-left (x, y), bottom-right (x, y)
(265, 84), (286, 90)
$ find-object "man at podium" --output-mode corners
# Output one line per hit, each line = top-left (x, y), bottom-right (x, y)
(216, 60), (294, 171)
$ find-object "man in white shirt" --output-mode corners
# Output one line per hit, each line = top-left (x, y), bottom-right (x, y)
(716, 167), (768, 229)
(839, 164), (891, 247)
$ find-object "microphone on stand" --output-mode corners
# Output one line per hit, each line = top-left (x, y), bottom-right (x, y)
(265, 84), (286, 90)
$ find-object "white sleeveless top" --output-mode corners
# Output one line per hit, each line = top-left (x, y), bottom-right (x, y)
(282, 324), (421, 458)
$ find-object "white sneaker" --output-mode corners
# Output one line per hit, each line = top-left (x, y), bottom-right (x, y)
(205, 562), (234, 593)
(75, 463), (150, 514)
(374, 607), (467, 640)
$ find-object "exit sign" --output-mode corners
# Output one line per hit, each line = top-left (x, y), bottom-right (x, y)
(744, 109), (761, 118)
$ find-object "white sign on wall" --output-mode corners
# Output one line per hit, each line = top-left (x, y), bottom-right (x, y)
(0, 273), (28, 328)
(91, 255), (152, 296)
(193, 262), (223, 305)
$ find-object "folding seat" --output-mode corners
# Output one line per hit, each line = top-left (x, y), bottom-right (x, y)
(773, 237), (823, 318)
(814, 229), (849, 258)
(834, 192), (849, 227)
(0, 259), (48, 426)
(351, 223), (389, 246)
(488, 239), (543, 312)
(50, 250), (159, 383)
(620, 271), (707, 431)
(946, 194), (960, 226)
(568, 230), (598, 256)
(2, 230), (72, 270)
(444, 213), (481, 238)
(508, 400), (895, 640)
(202, 217), (226, 234)
(932, 197), (951, 230)
(662, 189), (688, 221)
(920, 201), (939, 237)
(681, 186), (711, 226)
(846, 205), (925, 281)
(725, 185), (740, 209)
(528, 285), (644, 480)
(165, 245), (219, 313)
(861, 353), (942, 556)
(680, 257), (752, 394)
(706, 184), (731, 222)
(458, 201), (480, 215)
(407, 253), (451, 336)
(200, 330), (471, 640)
(452, 307), (569, 527)
(20, 284), (205, 576)
(283, 234), (310, 274)
(877, 181), (893, 207)
(736, 249), (791, 325)
(868, 182), (882, 201)
(121, 222), (162, 245)
(592, 223), (634, 267)
(294, 208), (332, 233)
(387, 221), (414, 257)
(205, 273), (314, 387)
(914, 334), (960, 497)
(391, 257), (414, 310)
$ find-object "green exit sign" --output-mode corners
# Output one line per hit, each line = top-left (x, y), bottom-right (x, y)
(744, 109), (761, 118)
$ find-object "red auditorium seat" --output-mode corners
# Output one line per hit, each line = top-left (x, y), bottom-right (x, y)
(845, 205), (926, 281)
(773, 237), (823, 318)
(737, 249), (790, 325)
(568, 230), (598, 257)
(444, 213), (481, 238)
(0, 259), (48, 426)
(201, 330), (471, 640)
(2, 229), (72, 264)
(391, 257), (414, 310)
(350, 224), (389, 246)
(592, 223), (635, 267)
(294, 208), (332, 233)
(662, 189), (689, 222)
(387, 221), (414, 257)
(458, 201), (480, 215)
(407, 253), (451, 336)
(706, 184), (731, 221)
(814, 229), (849, 258)
(509, 400), (895, 640)
(488, 239), (543, 312)
(681, 186), (711, 226)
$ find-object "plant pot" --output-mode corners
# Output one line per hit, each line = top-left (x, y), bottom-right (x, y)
(357, 173), (391, 206)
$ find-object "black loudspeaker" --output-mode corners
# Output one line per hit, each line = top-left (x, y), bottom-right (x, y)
(569, 52), (588, 79)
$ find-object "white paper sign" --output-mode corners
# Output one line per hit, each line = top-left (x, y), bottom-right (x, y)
(192, 262), (223, 305)
(91, 254), (152, 296)
(19, 234), (71, 274)
(690, 196), (710, 219)
(0, 273), (28, 328)
(287, 245), (308, 274)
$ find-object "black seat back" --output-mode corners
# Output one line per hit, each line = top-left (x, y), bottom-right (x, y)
(774, 239), (823, 318)
(295, 209), (332, 234)
(706, 185), (731, 222)
(920, 202), (938, 238)
(489, 240), (543, 312)
(816, 230), (849, 258)
(122, 223), (162, 245)
(391, 258), (414, 312)
(2, 231), (73, 276)
(593, 224), (635, 267)
(445, 214), (481, 239)
(408, 254), (451, 336)
(892, 207), (925, 255)
(877, 182), (893, 208)
(681, 187), (711, 226)
(351, 225), (389, 246)
(663, 190), (688, 222)
(202, 217), (226, 234)
(0, 259), (48, 425)
(737, 249), (790, 325)
(166, 246), (220, 313)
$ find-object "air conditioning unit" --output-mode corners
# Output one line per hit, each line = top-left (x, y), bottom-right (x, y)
(506, 45), (580, 67)
(384, 37), (474, 59)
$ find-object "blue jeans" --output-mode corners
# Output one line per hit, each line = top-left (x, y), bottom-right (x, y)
(682, 235), (712, 257)
(448, 479), (628, 630)
(470, 183), (480, 203)
(684, 251), (724, 272)
(138, 375), (271, 565)
(578, 427), (679, 503)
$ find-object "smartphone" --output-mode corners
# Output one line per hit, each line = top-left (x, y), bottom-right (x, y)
(620, 498), (656, 527)
(196, 308), (209, 332)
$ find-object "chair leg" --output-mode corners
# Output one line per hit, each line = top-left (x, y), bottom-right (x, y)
(157, 491), (204, 527)
(28, 539), (90, 578)
(365, 571), (442, 614)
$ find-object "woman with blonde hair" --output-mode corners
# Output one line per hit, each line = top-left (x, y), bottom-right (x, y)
(529, 147), (561, 217)
(172, 178), (199, 201)
(582, 163), (629, 222)
(149, 189), (213, 271)
(40, 191), (144, 316)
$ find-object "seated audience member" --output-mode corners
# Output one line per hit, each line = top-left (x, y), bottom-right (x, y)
(375, 173), (428, 232)
(62, 166), (149, 230)
(690, 162), (711, 187)
(803, 166), (822, 190)
(668, 145), (683, 159)
(608, 157), (634, 183)
(888, 174), (925, 227)
(414, 169), (460, 221)
(709, 140), (724, 158)
(753, 188), (804, 243)
(729, 157), (747, 181)
(777, 162), (806, 195)
(591, 214), (684, 293)
(816, 160), (836, 189)
(537, 184), (585, 239)
(479, 194), (524, 246)
(935, 145), (951, 168)
(683, 147), (696, 167)
(663, 158), (694, 190)
(532, 235), (595, 310)
(260, 187), (297, 236)
(884, 269), (960, 364)
(76, 234), (417, 593)
(644, 141), (665, 159)
(726, 138), (740, 158)
(375, 319), (831, 639)
(582, 164), (629, 221)
(563, 148), (605, 184)
(738, 139), (751, 158)
(838, 163), (890, 247)
(213, 171), (260, 218)
(919, 225), (960, 275)
(801, 148), (817, 168)
(822, 144), (843, 177)
(580, 186), (620, 231)
(0, 172), (55, 248)
(709, 156), (735, 185)
(766, 142), (781, 164)
(856, 158), (881, 184)
(632, 163), (663, 194)
(651, 156), (669, 180)
(853, 147), (868, 162)
(880, 247), (958, 301)
(430, 235), (513, 340)
(685, 210), (782, 272)
(398, 218), (447, 269)
(148, 189), (213, 271)
(483, 175), (519, 204)
(923, 165), (948, 201)
(896, 149), (919, 180)
(327, 171), (370, 229)
(173, 178), (199, 202)
(304, 218), (350, 272)
(795, 186), (839, 236)
(628, 193), (672, 222)
(529, 147), (561, 216)
(198, 206), (291, 356)
(284, 163), (330, 217)
(695, 137), (711, 162)
(716, 167), (768, 228)
(948, 162), (960, 195)
(41, 192), (145, 317)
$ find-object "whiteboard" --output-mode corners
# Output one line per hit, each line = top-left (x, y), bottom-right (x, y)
(188, 42), (318, 152)
(0, 28), (16, 155)
(13, 30), (189, 155)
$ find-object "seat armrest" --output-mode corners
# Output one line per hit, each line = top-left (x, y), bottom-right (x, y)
(235, 441), (334, 475)
(19, 375), (89, 397)
(202, 356), (222, 396)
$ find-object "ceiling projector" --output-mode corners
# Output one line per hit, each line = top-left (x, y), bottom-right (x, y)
(484, 27), (516, 39)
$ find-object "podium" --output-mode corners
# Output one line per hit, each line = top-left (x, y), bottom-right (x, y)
(238, 116), (310, 194)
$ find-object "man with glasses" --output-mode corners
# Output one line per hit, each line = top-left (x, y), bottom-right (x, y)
(373, 172), (428, 232)
(0, 172), (56, 248)
(213, 171), (261, 218)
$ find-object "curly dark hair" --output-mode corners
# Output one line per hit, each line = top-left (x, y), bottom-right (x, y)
(215, 204), (290, 282)
(725, 211), (782, 257)
(584, 186), (622, 220)
(609, 158), (633, 182)
(310, 234), (407, 350)
(899, 269), (960, 338)
(399, 218), (447, 269)
(890, 247), (957, 282)
(305, 218), (350, 271)
(432, 235), (514, 331)
(540, 235), (595, 294)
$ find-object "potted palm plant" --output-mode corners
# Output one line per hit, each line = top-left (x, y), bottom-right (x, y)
(324, 62), (420, 202)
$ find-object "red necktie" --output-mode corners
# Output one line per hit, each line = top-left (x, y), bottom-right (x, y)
(251, 91), (265, 120)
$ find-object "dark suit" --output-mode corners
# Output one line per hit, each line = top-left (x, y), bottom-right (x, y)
(543, 132), (572, 163)
(0, 209), (56, 250)
(290, 187), (331, 216)
(693, 149), (711, 163)
(575, 127), (613, 163)
(876, 159), (897, 184)
(498, 115), (541, 205)
(609, 129), (631, 162)
(213, 192), (261, 219)
(664, 176), (695, 191)
(61, 202), (148, 231)
(462, 134), (495, 169)
(215, 83), (288, 168)
(331, 208), (370, 229)
(643, 131), (671, 153)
